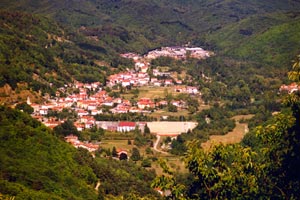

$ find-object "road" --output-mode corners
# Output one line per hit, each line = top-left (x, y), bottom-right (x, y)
(153, 135), (168, 154)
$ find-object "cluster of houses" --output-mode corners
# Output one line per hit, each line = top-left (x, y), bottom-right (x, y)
(28, 82), (152, 131)
(27, 46), (204, 133)
(174, 86), (199, 95)
(120, 52), (142, 61)
(279, 82), (300, 94)
(118, 46), (212, 87)
(145, 46), (213, 60)
(64, 134), (99, 152)
(107, 71), (150, 87)
(29, 80), (197, 132)
(107, 70), (183, 88)
(64, 134), (130, 160)
(121, 46), (212, 61)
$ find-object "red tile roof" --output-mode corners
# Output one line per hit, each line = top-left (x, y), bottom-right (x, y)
(118, 121), (136, 127)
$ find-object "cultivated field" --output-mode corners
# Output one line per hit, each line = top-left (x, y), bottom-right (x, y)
(137, 86), (178, 99)
(201, 115), (254, 151)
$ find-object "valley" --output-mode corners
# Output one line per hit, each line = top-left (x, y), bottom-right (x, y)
(1, 1), (300, 199)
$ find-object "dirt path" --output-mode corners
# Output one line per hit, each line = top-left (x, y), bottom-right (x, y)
(201, 115), (253, 151)
(95, 180), (100, 191)
(153, 135), (168, 154)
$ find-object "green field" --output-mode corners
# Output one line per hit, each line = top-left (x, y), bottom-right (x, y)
(122, 86), (178, 100)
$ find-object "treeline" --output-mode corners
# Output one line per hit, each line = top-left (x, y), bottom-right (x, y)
(94, 113), (156, 122)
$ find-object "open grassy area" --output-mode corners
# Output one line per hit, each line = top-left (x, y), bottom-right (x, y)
(121, 86), (181, 100)
(201, 115), (254, 151)
(137, 86), (178, 99)
(100, 139), (133, 151)
(148, 109), (190, 118)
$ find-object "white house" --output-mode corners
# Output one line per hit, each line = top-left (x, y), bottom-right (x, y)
(117, 121), (136, 132)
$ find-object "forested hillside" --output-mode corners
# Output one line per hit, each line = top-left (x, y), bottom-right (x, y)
(2, 0), (300, 57)
(0, 10), (132, 103)
(0, 106), (98, 199)
(206, 12), (300, 66)
(1, 0), (300, 103)
(0, 106), (160, 199)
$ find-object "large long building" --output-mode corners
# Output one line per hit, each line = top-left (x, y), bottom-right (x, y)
(147, 121), (198, 136)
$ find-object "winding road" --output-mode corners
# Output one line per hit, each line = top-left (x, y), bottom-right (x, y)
(153, 135), (168, 154)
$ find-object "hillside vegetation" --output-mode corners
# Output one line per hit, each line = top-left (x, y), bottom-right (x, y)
(0, 106), (97, 199)
(0, 1), (299, 102)
(1, 0), (300, 56)
(207, 12), (300, 66)
(0, 10), (126, 102)
(0, 106), (160, 199)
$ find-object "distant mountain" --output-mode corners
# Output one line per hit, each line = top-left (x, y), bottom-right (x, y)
(1, 0), (300, 58)
(206, 11), (300, 66)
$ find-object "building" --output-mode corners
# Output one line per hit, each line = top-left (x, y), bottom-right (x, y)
(117, 121), (136, 132)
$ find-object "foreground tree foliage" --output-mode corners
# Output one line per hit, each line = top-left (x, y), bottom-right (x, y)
(185, 142), (263, 199)
(255, 55), (300, 198)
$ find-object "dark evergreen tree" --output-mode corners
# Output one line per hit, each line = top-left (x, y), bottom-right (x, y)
(131, 147), (141, 161)
(112, 146), (118, 157)
(144, 124), (150, 134)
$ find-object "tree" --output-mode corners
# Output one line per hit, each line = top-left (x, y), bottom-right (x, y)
(170, 135), (186, 155)
(144, 124), (150, 134)
(182, 55), (300, 199)
(112, 146), (118, 157)
(145, 147), (153, 155)
(164, 136), (172, 144)
(168, 104), (177, 112)
(187, 97), (199, 114)
(151, 159), (186, 200)
(98, 188), (105, 200)
(131, 147), (141, 161)
(90, 127), (104, 141)
(141, 158), (152, 168)
(254, 55), (300, 199)
(15, 102), (33, 114)
(53, 119), (79, 137)
(185, 141), (263, 199)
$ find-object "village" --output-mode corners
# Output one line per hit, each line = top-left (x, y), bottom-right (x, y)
(25, 45), (299, 154)
(25, 46), (210, 152)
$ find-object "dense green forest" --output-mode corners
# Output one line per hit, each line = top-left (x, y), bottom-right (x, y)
(0, 10), (130, 99)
